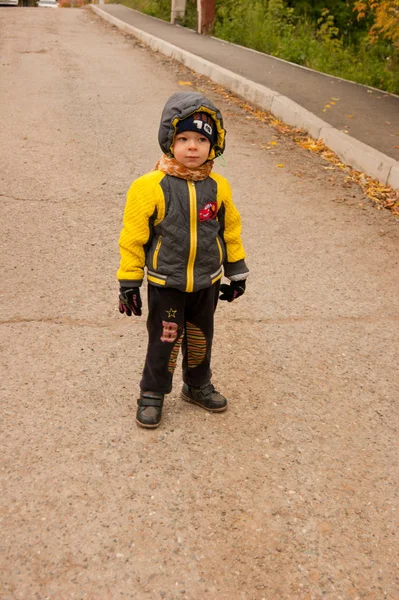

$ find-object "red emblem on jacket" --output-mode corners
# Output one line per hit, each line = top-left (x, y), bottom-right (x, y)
(198, 201), (217, 222)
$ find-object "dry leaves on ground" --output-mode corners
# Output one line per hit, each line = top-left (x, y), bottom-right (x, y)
(210, 83), (399, 216)
(171, 68), (398, 217)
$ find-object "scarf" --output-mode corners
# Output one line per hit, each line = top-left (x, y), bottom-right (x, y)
(154, 154), (213, 181)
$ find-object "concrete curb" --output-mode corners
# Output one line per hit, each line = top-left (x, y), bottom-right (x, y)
(91, 5), (399, 191)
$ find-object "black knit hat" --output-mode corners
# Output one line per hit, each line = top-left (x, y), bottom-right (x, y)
(175, 112), (217, 145)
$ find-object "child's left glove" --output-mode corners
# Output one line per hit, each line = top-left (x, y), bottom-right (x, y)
(219, 280), (246, 302)
(119, 287), (142, 316)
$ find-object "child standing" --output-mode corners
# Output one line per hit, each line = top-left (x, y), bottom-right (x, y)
(118, 91), (248, 428)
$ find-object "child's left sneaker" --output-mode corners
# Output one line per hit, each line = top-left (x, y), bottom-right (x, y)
(181, 383), (227, 412)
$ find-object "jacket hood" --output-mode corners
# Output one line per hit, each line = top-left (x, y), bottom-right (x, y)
(158, 92), (226, 161)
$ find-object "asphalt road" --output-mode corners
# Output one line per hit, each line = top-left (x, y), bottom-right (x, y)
(1, 7), (398, 599)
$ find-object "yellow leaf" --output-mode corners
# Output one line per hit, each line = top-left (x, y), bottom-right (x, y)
(325, 104), (331, 109)
(269, 141), (277, 146)
(331, 97), (340, 101)
(298, 139), (325, 153)
(330, 101), (336, 105)
(346, 115), (354, 118)
(277, 163), (284, 168)
(178, 81), (192, 86)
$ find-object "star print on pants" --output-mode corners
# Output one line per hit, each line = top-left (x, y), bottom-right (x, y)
(166, 308), (177, 318)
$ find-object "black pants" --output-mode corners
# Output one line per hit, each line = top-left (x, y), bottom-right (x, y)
(140, 282), (220, 394)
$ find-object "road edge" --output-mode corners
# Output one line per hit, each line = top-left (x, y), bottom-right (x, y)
(91, 4), (399, 191)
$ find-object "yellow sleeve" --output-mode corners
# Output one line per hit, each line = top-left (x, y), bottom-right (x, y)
(117, 171), (165, 284)
(211, 173), (246, 263)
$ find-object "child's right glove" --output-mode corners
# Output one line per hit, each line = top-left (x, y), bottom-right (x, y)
(119, 287), (142, 316)
(219, 280), (246, 302)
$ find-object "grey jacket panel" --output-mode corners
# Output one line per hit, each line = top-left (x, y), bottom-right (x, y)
(158, 91), (226, 159)
(224, 259), (249, 279)
(119, 278), (144, 288)
(145, 175), (225, 292)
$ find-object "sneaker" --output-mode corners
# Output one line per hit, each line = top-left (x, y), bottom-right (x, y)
(136, 392), (164, 428)
(181, 383), (227, 412)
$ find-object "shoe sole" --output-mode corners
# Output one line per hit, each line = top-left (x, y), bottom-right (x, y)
(181, 391), (228, 413)
(135, 418), (161, 429)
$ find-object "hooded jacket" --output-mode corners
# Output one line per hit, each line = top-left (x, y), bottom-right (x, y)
(118, 92), (248, 293)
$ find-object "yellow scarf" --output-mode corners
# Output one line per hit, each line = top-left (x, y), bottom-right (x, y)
(154, 154), (213, 181)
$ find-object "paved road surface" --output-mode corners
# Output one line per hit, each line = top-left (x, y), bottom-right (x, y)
(1, 7), (398, 599)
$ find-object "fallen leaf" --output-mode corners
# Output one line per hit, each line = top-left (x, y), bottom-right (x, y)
(277, 163), (284, 168)
(269, 141), (277, 146)
(178, 81), (192, 86)
(297, 138), (325, 152)
(331, 97), (340, 101)
(346, 115), (354, 118)
(330, 101), (336, 105)
(324, 104), (331, 109)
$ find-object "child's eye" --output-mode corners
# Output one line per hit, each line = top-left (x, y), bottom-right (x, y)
(198, 136), (208, 143)
(176, 136), (187, 142)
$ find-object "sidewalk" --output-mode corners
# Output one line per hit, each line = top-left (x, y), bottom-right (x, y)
(92, 3), (399, 190)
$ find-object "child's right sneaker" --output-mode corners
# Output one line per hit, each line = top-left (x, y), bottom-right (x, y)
(136, 391), (164, 428)
(181, 383), (228, 412)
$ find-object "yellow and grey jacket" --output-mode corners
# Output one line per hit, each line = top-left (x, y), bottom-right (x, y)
(118, 92), (248, 293)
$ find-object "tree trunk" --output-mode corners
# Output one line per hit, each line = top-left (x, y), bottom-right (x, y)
(197, 0), (215, 34)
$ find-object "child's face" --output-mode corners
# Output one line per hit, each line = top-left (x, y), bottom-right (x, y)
(173, 130), (211, 168)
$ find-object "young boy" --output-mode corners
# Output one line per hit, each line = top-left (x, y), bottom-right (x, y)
(118, 91), (248, 429)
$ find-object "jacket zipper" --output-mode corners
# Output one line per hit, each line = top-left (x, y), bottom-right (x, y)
(216, 237), (223, 263)
(186, 181), (197, 292)
(153, 235), (162, 270)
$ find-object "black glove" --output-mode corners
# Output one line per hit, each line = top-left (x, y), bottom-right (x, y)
(219, 279), (246, 302)
(119, 287), (142, 316)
